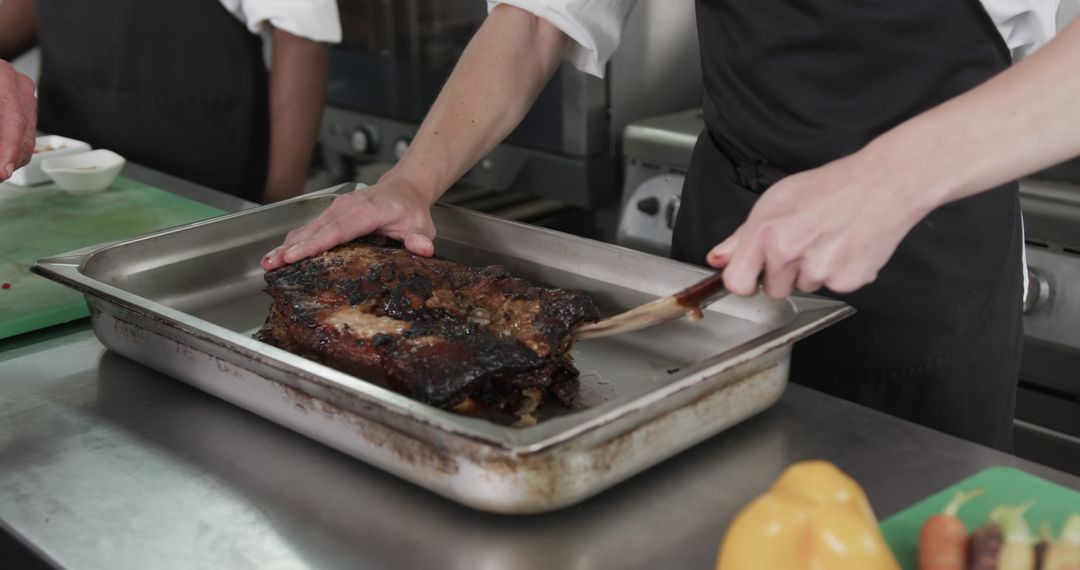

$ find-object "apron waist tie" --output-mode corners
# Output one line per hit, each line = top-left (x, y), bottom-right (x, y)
(709, 130), (788, 194)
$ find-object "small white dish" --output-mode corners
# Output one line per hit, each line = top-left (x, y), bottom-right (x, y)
(41, 149), (125, 193)
(8, 135), (92, 186)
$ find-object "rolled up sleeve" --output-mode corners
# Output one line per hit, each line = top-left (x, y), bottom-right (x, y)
(221, 0), (342, 44)
(979, 0), (1058, 61)
(487, 0), (638, 78)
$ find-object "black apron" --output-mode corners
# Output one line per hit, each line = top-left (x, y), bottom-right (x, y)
(35, 0), (269, 202)
(673, 0), (1024, 450)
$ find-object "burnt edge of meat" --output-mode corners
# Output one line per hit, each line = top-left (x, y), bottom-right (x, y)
(256, 235), (599, 426)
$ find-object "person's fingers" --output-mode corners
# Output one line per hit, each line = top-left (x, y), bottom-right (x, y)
(795, 247), (832, 294)
(283, 213), (380, 264)
(706, 231), (740, 269)
(262, 228), (311, 270)
(259, 182), (434, 270)
(261, 246), (287, 270)
(0, 64), (13, 177)
(19, 120), (35, 168)
(0, 66), (33, 179)
(403, 230), (435, 257)
(16, 74), (36, 168)
(0, 109), (27, 180)
(721, 232), (765, 297)
(281, 219), (348, 265)
(262, 201), (350, 269)
(280, 204), (343, 249)
(280, 226), (314, 252)
(795, 266), (825, 294)
(763, 255), (799, 299)
(759, 224), (802, 299)
(826, 268), (878, 294)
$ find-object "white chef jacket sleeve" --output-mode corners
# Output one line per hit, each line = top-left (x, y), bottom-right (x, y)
(980, 0), (1059, 61)
(219, 0), (342, 44)
(486, 0), (638, 78)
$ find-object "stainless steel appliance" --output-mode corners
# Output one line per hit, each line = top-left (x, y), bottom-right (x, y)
(1013, 178), (1080, 475)
(616, 108), (699, 256)
(32, 187), (851, 514)
(318, 0), (701, 231)
(615, 109), (1080, 476)
(968, 4), (1080, 473)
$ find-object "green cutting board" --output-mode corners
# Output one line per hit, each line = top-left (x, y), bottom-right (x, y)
(881, 466), (1080, 570)
(0, 176), (226, 340)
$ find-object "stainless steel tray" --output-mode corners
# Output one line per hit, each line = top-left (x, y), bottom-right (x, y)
(33, 185), (852, 514)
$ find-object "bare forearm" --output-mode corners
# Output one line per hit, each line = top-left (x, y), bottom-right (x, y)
(386, 4), (569, 203)
(866, 19), (1080, 214)
(264, 27), (329, 203)
(0, 0), (37, 60)
(262, 5), (572, 268)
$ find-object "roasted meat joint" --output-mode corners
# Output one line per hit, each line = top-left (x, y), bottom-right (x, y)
(256, 236), (600, 426)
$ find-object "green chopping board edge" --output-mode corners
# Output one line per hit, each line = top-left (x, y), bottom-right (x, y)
(0, 176), (227, 340)
(881, 466), (1080, 570)
(0, 302), (89, 341)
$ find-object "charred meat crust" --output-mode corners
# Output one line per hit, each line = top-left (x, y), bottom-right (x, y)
(256, 236), (599, 425)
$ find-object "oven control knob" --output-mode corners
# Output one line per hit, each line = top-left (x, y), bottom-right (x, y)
(636, 196), (660, 216)
(349, 129), (371, 154)
(393, 136), (413, 161)
(349, 125), (380, 155)
(1023, 269), (1051, 314)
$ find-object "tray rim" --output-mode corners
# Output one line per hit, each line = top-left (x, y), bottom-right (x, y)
(32, 186), (855, 456)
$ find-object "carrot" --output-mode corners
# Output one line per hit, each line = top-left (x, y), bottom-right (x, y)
(921, 488), (985, 570)
(991, 504), (1036, 570)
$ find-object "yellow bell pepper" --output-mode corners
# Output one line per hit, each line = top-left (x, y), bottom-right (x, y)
(716, 460), (900, 570)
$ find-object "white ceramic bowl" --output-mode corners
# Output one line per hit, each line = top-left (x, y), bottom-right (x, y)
(7, 135), (93, 186)
(41, 149), (125, 192)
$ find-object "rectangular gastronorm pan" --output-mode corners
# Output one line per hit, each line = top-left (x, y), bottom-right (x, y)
(33, 185), (853, 514)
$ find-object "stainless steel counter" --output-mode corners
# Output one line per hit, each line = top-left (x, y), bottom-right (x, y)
(2, 167), (1079, 570)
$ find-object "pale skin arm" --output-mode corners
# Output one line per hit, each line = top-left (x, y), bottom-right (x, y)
(712, 18), (1080, 299)
(0, 0), (37, 179)
(262, 26), (330, 204)
(0, 60), (35, 180)
(262, 5), (569, 270)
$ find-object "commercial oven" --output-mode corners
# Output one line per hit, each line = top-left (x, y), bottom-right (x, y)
(1013, 176), (1080, 476)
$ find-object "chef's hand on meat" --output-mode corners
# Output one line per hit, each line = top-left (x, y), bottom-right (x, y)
(261, 175), (437, 271)
(0, 60), (37, 182)
(707, 152), (931, 299)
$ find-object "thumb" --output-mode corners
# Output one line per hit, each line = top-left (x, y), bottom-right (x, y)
(404, 231), (435, 257)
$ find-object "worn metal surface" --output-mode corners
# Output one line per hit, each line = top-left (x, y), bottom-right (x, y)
(4, 323), (1080, 570)
(32, 188), (851, 513)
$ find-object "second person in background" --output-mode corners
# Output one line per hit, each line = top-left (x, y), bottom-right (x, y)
(0, 0), (340, 203)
